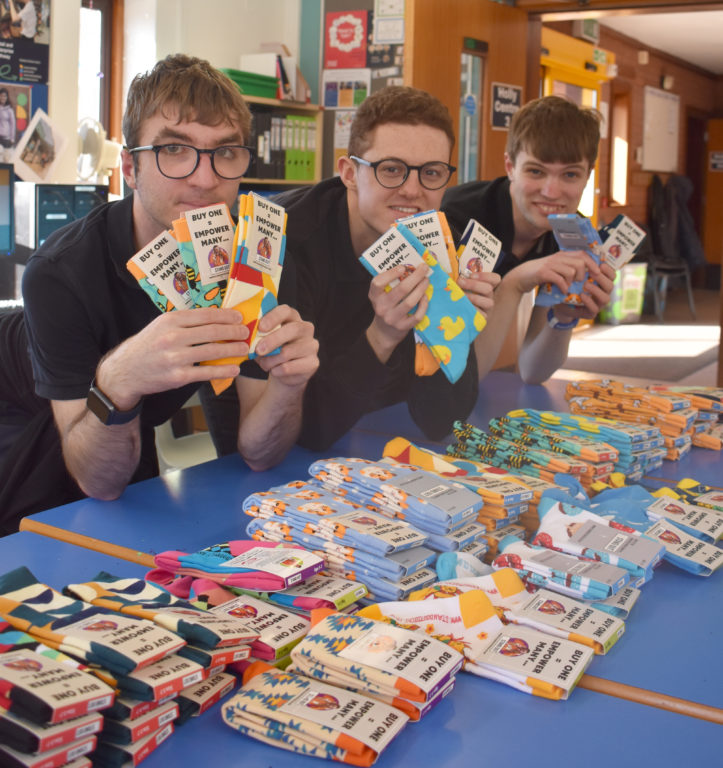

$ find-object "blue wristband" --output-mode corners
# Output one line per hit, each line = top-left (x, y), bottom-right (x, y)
(547, 307), (579, 330)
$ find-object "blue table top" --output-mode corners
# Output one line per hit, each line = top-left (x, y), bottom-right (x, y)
(0, 531), (718, 768)
(8, 372), (722, 766)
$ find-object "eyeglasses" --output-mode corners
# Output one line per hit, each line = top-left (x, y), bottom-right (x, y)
(350, 155), (456, 190)
(127, 143), (254, 179)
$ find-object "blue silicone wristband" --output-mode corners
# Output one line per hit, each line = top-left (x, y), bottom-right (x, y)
(547, 307), (579, 330)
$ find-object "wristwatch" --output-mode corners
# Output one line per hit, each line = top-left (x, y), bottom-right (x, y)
(546, 307), (579, 331)
(86, 379), (143, 425)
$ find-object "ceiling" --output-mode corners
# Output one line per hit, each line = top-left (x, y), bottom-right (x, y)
(598, 11), (723, 75)
(520, 2), (723, 76)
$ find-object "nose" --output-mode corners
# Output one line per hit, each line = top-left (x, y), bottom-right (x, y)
(189, 151), (218, 187)
(540, 174), (561, 199)
(398, 168), (424, 196)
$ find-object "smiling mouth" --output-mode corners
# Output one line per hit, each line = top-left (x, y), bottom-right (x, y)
(390, 205), (420, 214)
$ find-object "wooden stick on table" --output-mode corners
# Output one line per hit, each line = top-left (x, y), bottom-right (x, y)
(19, 518), (723, 725)
(19, 518), (156, 568)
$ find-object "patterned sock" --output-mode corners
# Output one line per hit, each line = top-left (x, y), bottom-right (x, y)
(63, 573), (257, 649)
(0, 568), (185, 676)
(222, 662), (407, 765)
(153, 540), (324, 590)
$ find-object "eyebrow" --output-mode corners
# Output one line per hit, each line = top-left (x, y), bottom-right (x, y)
(150, 126), (244, 146)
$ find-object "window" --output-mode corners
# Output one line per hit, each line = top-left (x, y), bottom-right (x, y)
(610, 92), (629, 206)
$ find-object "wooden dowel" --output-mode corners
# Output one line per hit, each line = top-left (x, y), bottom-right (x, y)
(578, 674), (723, 725)
(19, 518), (156, 569)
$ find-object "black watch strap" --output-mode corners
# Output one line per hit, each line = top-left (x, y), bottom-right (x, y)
(86, 378), (143, 425)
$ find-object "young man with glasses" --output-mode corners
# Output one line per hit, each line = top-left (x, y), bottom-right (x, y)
(442, 95), (615, 384)
(272, 86), (498, 450)
(21, 54), (319, 503)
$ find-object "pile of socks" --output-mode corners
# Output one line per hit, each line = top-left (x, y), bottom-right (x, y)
(499, 408), (667, 482)
(0, 567), (245, 766)
(243, 478), (440, 601)
(0, 620), (112, 767)
(382, 437), (530, 539)
(288, 610), (464, 722)
(222, 661), (408, 764)
(565, 379), (708, 458)
(589, 483), (723, 577)
(412, 568), (625, 655)
(360, 584), (593, 701)
(309, 456), (487, 553)
(532, 497), (666, 587)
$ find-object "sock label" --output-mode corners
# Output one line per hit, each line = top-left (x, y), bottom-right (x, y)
(527, 544), (629, 591)
(318, 511), (427, 552)
(218, 547), (324, 587)
(185, 203), (234, 286)
(592, 586), (640, 619)
(179, 672), (237, 716)
(0, 650), (114, 723)
(516, 590), (625, 654)
(382, 473), (482, 519)
(126, 230), (194, 311)
(0, 710), (102, 754)
(151, 606), (259, 646)
(396, 210), (454, 274)
(211, 595), (309, 660)
(279, 678), (407, 752)
(645, 520), (723, 574)
(60, 614), (186, 670)
(457, 219), (502, 274)
(337, 623), (463, 700)
(646, 497), (723, 542)
(568, 520), (663, 571)
(123, 655), (204, 701)
(481, 625), (593, 695)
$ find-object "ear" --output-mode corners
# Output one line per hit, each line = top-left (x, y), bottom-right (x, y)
(120, 148), (137, 190)
(504, 152), (515, 181)
(337, 155), (358, 191)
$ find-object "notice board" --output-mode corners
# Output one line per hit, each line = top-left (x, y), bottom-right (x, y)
(642, 86), (679, 173)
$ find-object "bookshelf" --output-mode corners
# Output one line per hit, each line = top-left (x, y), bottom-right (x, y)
(242, 96), (323, 188)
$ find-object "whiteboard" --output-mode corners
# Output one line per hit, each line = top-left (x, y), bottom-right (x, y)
(642, 85), (679, 173)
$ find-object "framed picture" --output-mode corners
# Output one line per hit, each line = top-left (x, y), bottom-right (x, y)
(13, 106), (66, 182)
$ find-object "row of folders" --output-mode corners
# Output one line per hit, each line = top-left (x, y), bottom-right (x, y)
(249, 112), (317, 181)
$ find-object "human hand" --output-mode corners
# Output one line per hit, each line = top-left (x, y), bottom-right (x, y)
(456, 270), (500, 319)
(96, 308), (249, 409)
(508, 249), (601, 296)
(253, 304), (319, 389)
(366, 263), (430, 359)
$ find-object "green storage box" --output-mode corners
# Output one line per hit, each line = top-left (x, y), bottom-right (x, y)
(220, 68), (278, 99)
(598, 263), (648, 324)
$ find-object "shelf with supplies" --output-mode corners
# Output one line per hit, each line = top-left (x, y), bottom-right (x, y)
(243, 95), (323, 186)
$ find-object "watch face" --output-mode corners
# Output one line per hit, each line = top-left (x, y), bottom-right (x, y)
(86, 384), (142, 425)
(86, 385), (114, 425)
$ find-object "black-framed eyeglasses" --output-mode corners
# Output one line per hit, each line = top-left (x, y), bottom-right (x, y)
(350, 155), (456, 190)
(126, 143), (255, 179)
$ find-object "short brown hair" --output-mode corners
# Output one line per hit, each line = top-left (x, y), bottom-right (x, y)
(506, 95), (601, 168)
(348, 86), (455, 157)
(122, 54), (252, 149)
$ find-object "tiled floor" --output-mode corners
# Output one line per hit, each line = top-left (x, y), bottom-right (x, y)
(553, 288), (720, 388)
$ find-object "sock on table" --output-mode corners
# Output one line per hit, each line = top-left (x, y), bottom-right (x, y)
(0, 568), (185, 676)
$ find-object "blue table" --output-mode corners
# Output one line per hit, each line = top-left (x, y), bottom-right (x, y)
(10, 372), (722, 765)
(0, 531), (718, 768)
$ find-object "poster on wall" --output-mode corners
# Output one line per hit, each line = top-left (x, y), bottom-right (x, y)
(324, 10), (368, 69)
(0, 80), (30, 161)
(0, 0), (51, 84)
(491, 83), (522, 130)
(322, 68), (371, 110)
(13, 107), (66, 183)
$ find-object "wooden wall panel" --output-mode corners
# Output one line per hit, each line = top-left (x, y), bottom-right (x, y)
(405, 0), (529, 181)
